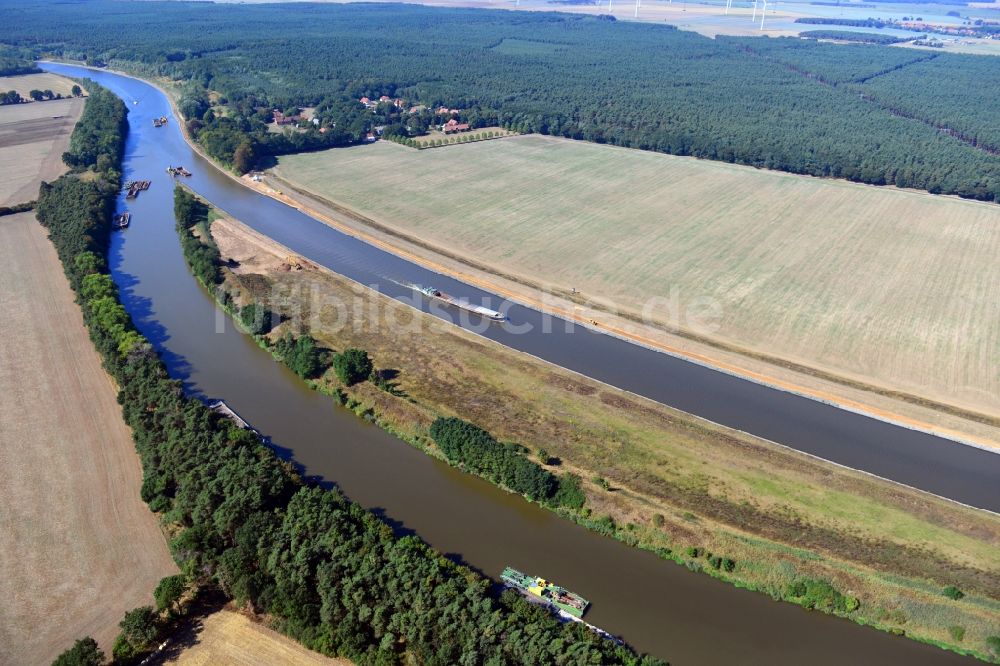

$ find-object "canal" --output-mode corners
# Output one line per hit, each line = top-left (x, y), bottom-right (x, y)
(42, 62), (983, 664)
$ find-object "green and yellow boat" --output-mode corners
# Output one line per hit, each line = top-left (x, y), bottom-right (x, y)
(501, 566), (589, 618)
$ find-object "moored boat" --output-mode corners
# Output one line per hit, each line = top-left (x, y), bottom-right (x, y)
(501, 566), (588, 618)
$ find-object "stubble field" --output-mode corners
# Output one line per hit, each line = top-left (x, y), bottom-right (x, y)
(0, 213), (177, 664)
(274, 135), (1000, 416)
(0, 72), (81, 98)
(0, 95), (83, 205)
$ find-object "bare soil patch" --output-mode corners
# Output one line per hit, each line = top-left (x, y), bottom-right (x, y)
(0, 213), (176, 664)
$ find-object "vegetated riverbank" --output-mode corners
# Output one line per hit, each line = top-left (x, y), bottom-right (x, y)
(169, 187), (659, 665)
(183, 196), (1000, 662)
(40, 86), (659, 665)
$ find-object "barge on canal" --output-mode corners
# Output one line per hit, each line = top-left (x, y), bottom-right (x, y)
(412, 284), (504, 321)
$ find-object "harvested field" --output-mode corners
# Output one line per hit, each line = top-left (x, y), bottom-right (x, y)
(273, 135), (1000, 417)
(149, 610), (348, 666)
(0, 213), (176, 664)
(0, 95), (83, 205)
(0, 72), (81, 99)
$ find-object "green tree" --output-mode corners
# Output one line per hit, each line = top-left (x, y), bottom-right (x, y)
(71, 84), (82, 97)
(29, 89), (43, 101)
(239, 303), (272, 335)
(333, 348), (373, 385)
(116, 606), (158, 654)
(51, 637), (104, 666)
(153, 574), (187, 613)
(232, 139), (255, 175)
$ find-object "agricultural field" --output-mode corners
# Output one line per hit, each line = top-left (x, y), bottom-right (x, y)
(0, 72), (81, 99)
(0, 213), (177, 664)
(149, 610), (349, 666)
(0, 94), (83, 205)
(273, 135), (1000, 418)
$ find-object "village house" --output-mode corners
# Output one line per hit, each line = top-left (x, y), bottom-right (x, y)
(273, 109), (300, 125)
(409, 104), (427, 114)
(441, 118), (471, 134)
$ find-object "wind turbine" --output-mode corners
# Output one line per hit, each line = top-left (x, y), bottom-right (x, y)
(761, 0), (774, 29)
(635, 0), (640, 18)
(725, 0), (732, 15)
(609, 0), (613, 13)
(752, 0), (759, 21)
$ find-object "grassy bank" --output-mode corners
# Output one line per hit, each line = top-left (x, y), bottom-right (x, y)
(194, 207), (1000, 663)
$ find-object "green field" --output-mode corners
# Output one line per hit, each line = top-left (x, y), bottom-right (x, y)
(275, 135), (1000, 416)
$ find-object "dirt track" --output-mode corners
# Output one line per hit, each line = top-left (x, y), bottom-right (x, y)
(0, 213), (176, 664)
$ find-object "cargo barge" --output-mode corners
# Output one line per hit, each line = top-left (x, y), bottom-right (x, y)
(501, 567), (588, 617)
(167, 165), (192, 177)
(125, 180), (151, 199)
(412, 284), (504, 321)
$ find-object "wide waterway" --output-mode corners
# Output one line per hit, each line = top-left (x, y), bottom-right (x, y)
(42, 62), (987, 664)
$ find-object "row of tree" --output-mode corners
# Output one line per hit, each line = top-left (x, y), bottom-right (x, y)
(45, 81), (659, 666)
(430, 417), (585, 508)
(173, 187), (221, 286)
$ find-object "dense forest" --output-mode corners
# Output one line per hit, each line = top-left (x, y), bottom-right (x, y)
(5, 0), (1000, 201)
(40, 81), (659, 666)
(0, 44), (40, 76)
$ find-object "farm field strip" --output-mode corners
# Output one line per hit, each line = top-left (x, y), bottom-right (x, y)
(0, 213), (177, 664)
(0, 95), (83, 205)
(0, 72), (81, 98)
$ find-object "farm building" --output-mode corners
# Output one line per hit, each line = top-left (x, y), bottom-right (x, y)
(441, 118), (470, 134)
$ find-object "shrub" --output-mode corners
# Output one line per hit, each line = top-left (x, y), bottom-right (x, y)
(332, 347), (373, 386)
(942, 585), (965, 600)
(553, 473), (586, 509)
(652, 513), (665, 528)
(784, 579), (858, 613)
(947, 625), (965, 642)
(239, 303), (273, 335)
